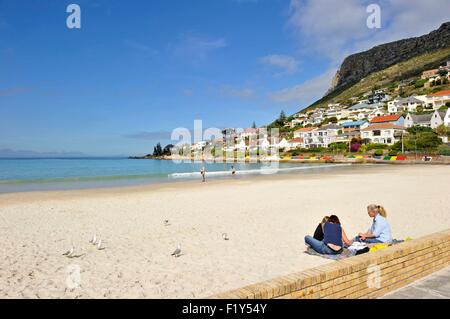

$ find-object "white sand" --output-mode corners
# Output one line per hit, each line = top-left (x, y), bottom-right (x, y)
(0, 165), (449, 298)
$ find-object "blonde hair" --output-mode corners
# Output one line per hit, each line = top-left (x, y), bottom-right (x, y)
(321, 216), (330, 224)
(367, 204), (387, 218)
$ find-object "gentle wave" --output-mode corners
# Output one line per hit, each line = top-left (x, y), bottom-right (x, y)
(168, 163), (352, 179)
(0, 173), (168, 185)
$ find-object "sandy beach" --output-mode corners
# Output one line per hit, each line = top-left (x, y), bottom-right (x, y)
(0, 164), (449, 298)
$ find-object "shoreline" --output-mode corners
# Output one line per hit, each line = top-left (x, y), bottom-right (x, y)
(1, 157), (448, 196)
(1, 164), (449, 298)
(0, 163), (385, 204)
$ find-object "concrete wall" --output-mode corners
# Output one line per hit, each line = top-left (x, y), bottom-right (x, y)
(210, 229), (450, 299)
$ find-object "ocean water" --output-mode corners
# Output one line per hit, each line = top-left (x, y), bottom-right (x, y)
(0, 158), (353, 193)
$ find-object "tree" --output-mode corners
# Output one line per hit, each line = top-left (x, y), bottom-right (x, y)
(163, 144), (174, 155)
(251, 121), (257, 129)
(153, 142), (163, 156)
(414, 78), (427, 88)
(438, 69), (449, 77)
(435, 124), (450, 137)
(398, 130), (443, 153)
(278, 110), (287, 125)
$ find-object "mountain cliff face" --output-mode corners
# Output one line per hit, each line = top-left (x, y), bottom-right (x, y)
(329, 22), (450, 94)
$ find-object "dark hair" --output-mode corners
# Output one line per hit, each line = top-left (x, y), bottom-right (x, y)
(328, 215), (341, 225)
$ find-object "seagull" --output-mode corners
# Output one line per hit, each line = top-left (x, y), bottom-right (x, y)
(171, 244), (181, 257)
(89, 233), (98, 245)
(222, 233), (229, 241)
(62, 246), (74, 257)
(164, 220), (170, 226)
(97, 238), (106, 250)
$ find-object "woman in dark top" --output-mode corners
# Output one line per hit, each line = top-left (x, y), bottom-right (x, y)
(313, 216), (329, 241)
(305, 215), (352, 255)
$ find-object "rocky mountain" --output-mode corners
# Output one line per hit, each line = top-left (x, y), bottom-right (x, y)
(329, 22), (450, 94)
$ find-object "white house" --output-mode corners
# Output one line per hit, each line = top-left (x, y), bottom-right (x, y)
(361, 123), (406, 145)
(413, 95), (435, 109)
(445, 108), (450, 127)
(431, 110), (447, 129)
(288, 137), (304, 149)
(293, 127), (317, 139)
(426, 90), (450, 109)
(277, 138), (291, 150)
(367, 109), (386, 121)
(258, 138), (271, 150)
(387, 98), (402, 113)
(303, 124), (341, 148)
(235, 139), (247, 151)
(388, 96), (424, 113)
(403, 110), (446, 129)
(289, 117), (307, 128)
(399, 97), (424, 113)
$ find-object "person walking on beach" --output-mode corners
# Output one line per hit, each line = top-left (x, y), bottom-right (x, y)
(200, 166), (206, 182)
(305, 215), (352, 255)
(355, 204), (392, 244)
(231, 165), (236, 176)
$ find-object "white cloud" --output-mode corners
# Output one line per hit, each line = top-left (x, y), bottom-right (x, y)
(274, 0), (450, 107)
(268, 68), (337, 106)
(260, 54), (299, 75)
(287, 0), (450, 64)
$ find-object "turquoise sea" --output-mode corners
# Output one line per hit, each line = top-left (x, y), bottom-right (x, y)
(0, 158), (354, 193)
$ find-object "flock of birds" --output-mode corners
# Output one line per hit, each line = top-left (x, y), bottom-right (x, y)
(62, 233), (105, 258)
(62, 219), (230, 259)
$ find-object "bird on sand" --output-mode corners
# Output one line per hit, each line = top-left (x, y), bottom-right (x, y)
(97, 238), (106, 250)
(171, 244), (182, 257)
(62, 245), (74, 257)
(89, 233), (98, 245)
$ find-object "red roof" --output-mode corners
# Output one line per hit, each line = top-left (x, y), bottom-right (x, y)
(361, 123), (405, 131)
(294, 127), (316, 133)
(290, 137), (304, 143)
(428, 90), (450, 97)
(370, 114), (402, 123)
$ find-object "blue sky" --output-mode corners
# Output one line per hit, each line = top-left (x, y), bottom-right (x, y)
(1, 0), (450, 156)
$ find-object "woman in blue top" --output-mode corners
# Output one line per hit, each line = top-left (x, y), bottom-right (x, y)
(305, 215), (352, 255)
(356, 204), (392, 244)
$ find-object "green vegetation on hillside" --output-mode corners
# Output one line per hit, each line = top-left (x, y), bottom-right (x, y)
(303, 47), (450, 112)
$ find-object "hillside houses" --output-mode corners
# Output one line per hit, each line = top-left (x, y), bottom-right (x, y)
(388, 97), (424, 113)
(404, 110), (447, 129)
(370, 114), (405, 126)
(361, 123), (406, 145)
(426, 90), (450, 109)
(189, 75), (450, 157)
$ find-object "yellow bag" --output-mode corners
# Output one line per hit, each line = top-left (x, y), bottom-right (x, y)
(369, 243), (389, 252)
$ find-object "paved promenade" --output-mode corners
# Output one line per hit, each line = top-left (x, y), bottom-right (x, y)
(381, 266), (450, 299)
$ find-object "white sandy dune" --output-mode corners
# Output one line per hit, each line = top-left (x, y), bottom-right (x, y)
(0, 165), (449, 298)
